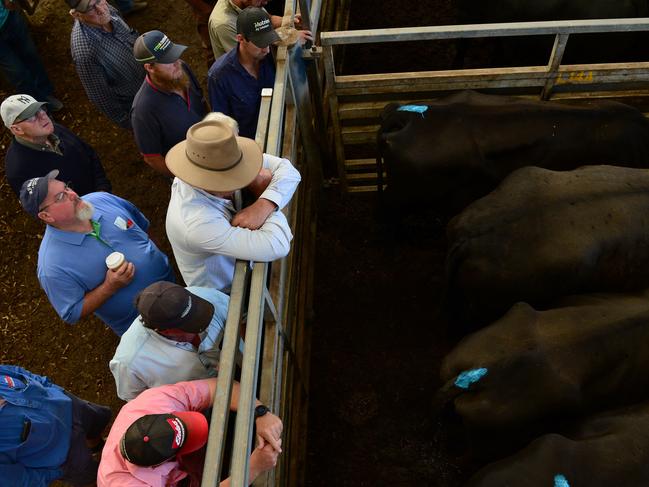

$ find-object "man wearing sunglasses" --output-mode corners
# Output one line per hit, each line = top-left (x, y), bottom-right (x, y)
(19, 170), (175, 336)
(1, 93), (111, 197)
(67, 0), (145, 129)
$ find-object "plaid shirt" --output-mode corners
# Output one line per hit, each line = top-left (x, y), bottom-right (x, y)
(70, 6), (145, 129)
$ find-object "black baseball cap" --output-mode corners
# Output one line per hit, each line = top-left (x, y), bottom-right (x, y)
(19, 170), (60, 218)
(120, 412), (209, 466)
(133, 30), (187, 64)
(135, 282), (215, 333)
(237, 7), (280, 48)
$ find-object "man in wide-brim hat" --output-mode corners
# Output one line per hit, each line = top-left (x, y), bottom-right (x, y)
(165, 117), (301, 292)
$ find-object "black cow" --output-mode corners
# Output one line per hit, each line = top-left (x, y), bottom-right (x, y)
(446, 164), (649, 325)
(456, 0), (649, 66)
(439, 291), (649, 434)
(377, 91), (649, 218)
(467, 402), (649, 487)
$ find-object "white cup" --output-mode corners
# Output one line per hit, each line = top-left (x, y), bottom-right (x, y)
(105, 252), (126, 271)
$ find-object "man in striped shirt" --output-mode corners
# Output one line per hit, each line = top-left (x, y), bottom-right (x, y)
(67, 0), (145, 129)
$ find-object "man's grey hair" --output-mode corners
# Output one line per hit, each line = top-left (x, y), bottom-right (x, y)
(202, 112), (239, 135)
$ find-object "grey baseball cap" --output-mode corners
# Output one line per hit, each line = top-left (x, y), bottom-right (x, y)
(1, 94), (47, 128)
(236, 7), (280, 48)
(19, 170), (60, 218)
(133, 30), (187, 64)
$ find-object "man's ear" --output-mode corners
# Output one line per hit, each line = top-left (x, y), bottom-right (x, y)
(9, 125), (23, 137)
(236, 33), (245, 43)
(143, 63), (155, 75)
(38, 211), (55, 225)
(69, 9), (81, 19)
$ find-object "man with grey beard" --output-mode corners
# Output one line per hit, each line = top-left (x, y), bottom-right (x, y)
(19, 170), (175, 336)
(130, 30), (208, 177)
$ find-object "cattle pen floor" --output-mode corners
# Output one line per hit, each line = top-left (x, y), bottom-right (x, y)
(305, 191), (471, 486)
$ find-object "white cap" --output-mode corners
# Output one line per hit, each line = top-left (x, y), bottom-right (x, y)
(106, 252), (126, 270)
(1, 94), (47, 128)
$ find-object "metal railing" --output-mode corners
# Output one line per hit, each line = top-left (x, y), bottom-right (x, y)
(320, 18), (649, 191)
(201, 0), (323, 485)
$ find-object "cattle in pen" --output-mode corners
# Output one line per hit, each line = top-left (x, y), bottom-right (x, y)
(438, 290), (649, 435)
(377, 91), (649, 218)
(446, 164), (649, 326)
(467, 401), (649, 487)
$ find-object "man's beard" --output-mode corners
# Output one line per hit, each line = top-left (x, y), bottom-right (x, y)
(76, 200), (95, 221)
(155, 70), (190, 93)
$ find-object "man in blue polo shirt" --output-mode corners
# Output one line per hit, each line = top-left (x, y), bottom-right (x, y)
(207, 7), (278, 139)
(20, 170), (175, 336)
(0, 364), (111, 486)
(131, 30), (208, 177)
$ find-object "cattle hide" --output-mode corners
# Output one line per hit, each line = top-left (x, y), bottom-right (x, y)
(446, 165), (649, 325)
(439, 291), (649, 434)
(467, 401), (649, 487)
(377, 91), (649, 218)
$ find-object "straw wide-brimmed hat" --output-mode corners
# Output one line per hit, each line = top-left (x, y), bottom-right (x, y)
(166, 120), (263, 192)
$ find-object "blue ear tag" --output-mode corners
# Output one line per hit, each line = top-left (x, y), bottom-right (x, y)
(554, 474), (570, 487)
(397, 105), (428, 117)
(454, 368), (488, 389)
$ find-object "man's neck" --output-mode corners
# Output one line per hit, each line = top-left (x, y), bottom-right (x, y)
(238, 49), (262, 79)
(54, 218), (93, 234)
(17, 134), (51, 147)
(81, 19), (113, 33)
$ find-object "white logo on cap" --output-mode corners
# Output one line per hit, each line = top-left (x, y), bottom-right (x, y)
(254, 19), (270, 31)
(181, 296), (192, 318)
(25, 178), (38, 195)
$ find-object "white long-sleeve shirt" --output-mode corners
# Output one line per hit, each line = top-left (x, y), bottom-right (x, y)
(166, 153), (301, 291)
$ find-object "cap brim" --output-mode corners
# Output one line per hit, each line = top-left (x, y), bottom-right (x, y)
(250, 29), (281, 49)
(174, 411), (208, 457)
(178, 293), (215, 334)
(14, 102), (47, 124)
(74, 0), (92, 12)
(166, 136), (263, 193)
(156, 44), (188, 64)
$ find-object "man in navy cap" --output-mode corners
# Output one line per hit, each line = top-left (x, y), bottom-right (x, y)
(130, 30), (208, 177)
(19, 170), (175, 336)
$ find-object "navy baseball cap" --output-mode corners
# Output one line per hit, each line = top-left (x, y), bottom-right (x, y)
(133, 30), (187, 64)
(237, 7), (280, 48)
(19, 170), (60, 218)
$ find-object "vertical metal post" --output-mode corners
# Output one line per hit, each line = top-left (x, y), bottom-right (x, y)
(541, 33), (569, 100)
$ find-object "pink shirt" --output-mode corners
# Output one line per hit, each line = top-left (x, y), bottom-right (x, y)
(98, 379), (212, 487)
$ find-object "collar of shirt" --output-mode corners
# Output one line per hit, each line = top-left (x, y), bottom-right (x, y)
(15, 133), (62, 155)
(174, 178), (241, 213)
(47, 204), (106, 245)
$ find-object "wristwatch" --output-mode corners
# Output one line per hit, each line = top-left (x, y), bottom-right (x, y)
(254, 404), (270, 419)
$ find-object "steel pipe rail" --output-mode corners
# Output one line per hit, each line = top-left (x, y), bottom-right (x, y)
(320, 18), (649, 45)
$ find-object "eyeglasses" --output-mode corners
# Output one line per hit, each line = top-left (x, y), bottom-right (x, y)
(39, 182), (73, 211)
(17, 109), (46, 124)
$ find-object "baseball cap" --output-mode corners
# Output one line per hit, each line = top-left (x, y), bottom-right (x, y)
(1, 94), (47, 128)
(237, 7), (280, 48)
(135, 282), (215, 333)
(120, 412), (209, 466)
(65, 0), (93, 13)
(133, 30), (187, 64)
(19, 170), (60, 218)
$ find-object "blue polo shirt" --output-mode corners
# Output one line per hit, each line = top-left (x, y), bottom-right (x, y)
(37, 192), (175, 336)
(0, 365), (71, 486)
(131, 62), (207, 157)
(207, 45), (275, 139)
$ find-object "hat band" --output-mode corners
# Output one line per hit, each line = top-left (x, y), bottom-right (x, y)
(186, 148), (244, 172)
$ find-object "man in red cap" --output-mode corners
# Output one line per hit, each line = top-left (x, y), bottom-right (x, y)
(97, 378), (281, 486)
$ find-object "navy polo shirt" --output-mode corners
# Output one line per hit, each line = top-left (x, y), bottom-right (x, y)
(207, 45), (276, 139)
(130, 62), (207, 157)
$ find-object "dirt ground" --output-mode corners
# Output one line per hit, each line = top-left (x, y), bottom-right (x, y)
(0, 0), (209, 444)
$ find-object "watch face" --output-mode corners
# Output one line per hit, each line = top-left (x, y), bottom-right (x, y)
(255, 405), (269, 418)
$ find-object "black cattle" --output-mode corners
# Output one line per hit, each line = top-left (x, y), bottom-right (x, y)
(467, 402), (649, 487)
(446, 164), (649, 325)
(377, 91), (649, 218)
(456, 0), (649, 66)
(438, 291), (649, 434)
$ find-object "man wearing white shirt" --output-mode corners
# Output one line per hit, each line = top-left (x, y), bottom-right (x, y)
(109, 281), (229, 401)
(165, 118), (300, 292)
